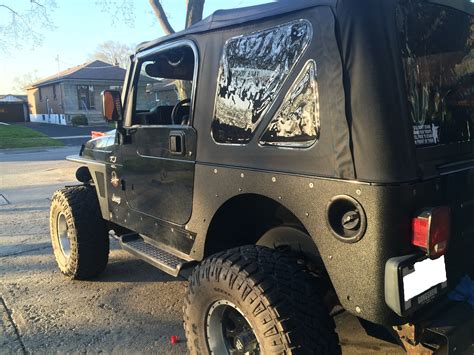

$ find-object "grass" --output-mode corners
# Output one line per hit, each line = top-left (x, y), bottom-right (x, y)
(0, 125), (64, 149)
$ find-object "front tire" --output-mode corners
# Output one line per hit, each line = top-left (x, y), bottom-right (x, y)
(50, 186), (109, 279)
(184, 246), (340, 354)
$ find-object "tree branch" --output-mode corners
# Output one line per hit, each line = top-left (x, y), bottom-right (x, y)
(0, 4), (20, 16)
(185, 0), (205, 29)
(148, 0), (175, 35)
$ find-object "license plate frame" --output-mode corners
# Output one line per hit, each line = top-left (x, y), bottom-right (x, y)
(385, 254), (449, 316)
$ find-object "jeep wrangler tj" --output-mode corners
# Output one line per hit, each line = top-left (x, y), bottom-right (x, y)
(49, 0), (474, 353)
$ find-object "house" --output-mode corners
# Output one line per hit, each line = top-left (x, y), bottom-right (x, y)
(0, 94), (29, 123)
(26, 60), (126, 125)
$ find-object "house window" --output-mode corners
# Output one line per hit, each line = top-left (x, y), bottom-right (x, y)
(77, 85), (95, 110)
(39, 88), (43, 102)
(53, 85), (57, 100)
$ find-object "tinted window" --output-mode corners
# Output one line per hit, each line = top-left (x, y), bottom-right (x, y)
(132, 45), (195, 126)
(212, 20), (312, 144)
(398, 1), (474, 147)
(260, 60), (320, 147)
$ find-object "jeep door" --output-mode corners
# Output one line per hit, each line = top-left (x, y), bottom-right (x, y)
(120, 41), (198, 228)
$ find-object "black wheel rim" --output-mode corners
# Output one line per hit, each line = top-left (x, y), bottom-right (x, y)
(206, 300), (260, 355)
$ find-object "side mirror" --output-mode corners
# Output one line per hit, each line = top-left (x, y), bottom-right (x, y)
(102, 90), (123, 122)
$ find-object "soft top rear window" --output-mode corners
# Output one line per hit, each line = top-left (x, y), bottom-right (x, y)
(397, 0), (473, 148)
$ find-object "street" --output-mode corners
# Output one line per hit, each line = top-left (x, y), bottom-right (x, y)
(0, 146), (403, 354)
(13, 122), (112, 147)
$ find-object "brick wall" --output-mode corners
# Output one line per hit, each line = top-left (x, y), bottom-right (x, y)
(27, 84), (64, 115)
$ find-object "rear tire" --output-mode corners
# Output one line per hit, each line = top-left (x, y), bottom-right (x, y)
(50, 186), (109, 279)
(184, 245), (341, 354)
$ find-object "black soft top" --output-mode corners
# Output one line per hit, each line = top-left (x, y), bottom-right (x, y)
(136, 0), (473, 54)
(136, 0), (335, 53)
(135, 0), (474, 183)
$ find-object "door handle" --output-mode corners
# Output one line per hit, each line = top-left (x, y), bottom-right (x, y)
(169, 131), (185, 155)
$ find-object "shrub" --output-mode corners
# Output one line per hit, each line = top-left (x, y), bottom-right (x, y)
(71, 114), (88, 126)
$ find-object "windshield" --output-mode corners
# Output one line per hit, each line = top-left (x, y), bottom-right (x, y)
(397, 0), (474, 148)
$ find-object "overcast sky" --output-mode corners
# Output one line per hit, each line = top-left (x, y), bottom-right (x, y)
(0, 0), (271, 94)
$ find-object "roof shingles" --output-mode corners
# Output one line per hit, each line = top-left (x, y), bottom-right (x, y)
(28, 60), (126, 89)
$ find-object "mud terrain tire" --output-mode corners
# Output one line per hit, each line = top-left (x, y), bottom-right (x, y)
(184, 245), (341, 354)
(50, 186), (109, 279)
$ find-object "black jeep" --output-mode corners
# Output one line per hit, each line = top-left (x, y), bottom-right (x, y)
(49, 0), (474, 353)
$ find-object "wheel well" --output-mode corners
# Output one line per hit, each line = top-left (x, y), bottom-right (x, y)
(204, 194), (317, 258)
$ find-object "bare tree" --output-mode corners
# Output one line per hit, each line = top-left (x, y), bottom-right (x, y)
(90, 41), (134, 68)
(100, 0), (206, 35)
(0, 0), (56, 53)
(148, 0), (205, 34)
(12, 70), (40, 93)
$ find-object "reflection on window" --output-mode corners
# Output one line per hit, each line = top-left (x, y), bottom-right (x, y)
(212, 20), (312, 144)
(77, 85), (95, 110)
(398, 0), (474, 146)
(133, 45), (195, 126)
(260, 60), (320, 148)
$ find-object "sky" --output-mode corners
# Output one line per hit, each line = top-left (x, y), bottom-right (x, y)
(0, 0), (271, 94)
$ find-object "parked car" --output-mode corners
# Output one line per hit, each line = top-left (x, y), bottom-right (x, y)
(49, 0), (474, 353)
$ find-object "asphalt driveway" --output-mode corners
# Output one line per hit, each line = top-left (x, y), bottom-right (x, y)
(14, 122), (112, 146)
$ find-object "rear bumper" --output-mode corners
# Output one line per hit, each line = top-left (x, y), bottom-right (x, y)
(418, 300), (474, 354)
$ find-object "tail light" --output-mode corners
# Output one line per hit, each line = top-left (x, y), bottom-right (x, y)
(411, 206), (451, 259)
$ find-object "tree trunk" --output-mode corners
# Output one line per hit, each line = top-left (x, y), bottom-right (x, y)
(185, 0), (205, 28)
(149, 0), (175, 34)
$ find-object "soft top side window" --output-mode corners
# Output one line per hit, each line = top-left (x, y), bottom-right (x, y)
(131, 44), (196, 127)
(211, 20), (313, 145)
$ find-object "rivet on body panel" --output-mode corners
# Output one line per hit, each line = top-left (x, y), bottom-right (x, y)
(171, 228), (174, 233)
(238, 188), (242, 192)
(356, 189), (361, 196)
(328, 255), (333, 260)
(305, 212), (310, 217)
(272, 177), (277, 182)
(215, 194), (219, 198)
(240, 173), (245, 178)
(309, 182), (314, 188)
(213, 169), (218, 174)
(188, 151), (192, 156)
(355, 306), (361, 313)
(278, 196), (282, 200)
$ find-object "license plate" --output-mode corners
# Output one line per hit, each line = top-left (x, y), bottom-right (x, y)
(403, 255), (447, 302)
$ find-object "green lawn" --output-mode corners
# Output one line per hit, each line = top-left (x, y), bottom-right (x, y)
(0, 125), (63, 149)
